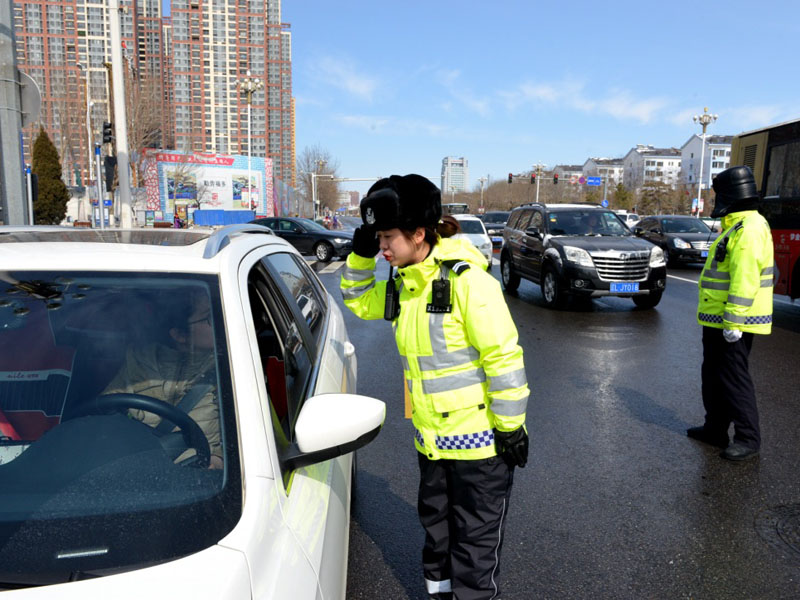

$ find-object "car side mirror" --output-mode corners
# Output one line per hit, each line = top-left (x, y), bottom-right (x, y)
(650, 228), (661, 235)
(632, 227), (642, 235)
(525, 226), (542, 239)
(281, 393), (386, 472)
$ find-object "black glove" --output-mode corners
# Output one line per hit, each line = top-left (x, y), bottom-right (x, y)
(352, 225), (380, 258)
(494, 427), (528, 468)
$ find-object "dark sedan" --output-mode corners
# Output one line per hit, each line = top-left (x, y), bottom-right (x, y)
(481, 210), (511, 250)
(250, 216), (353, 262)
(633, 215), (718, 266)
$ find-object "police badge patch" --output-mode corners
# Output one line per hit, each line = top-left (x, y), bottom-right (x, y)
(365, 207), (376, 225)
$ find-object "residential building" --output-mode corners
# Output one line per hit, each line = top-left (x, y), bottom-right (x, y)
(441, 157), (469, 194)
(553, 164), (584, 182)
(582, 157), (624, 187)
(622, 145), (682, 190)
(679, 134), (732, 194)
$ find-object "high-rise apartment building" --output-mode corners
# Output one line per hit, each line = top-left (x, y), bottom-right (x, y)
(170, 0), (294, 182)
(441, 156), (469, 194)
(13, 0), (294, 186)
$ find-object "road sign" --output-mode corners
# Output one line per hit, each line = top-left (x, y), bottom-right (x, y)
(601, 199), (609, 207)
(587, 177), (602, 186)
(570, 176), (578, 184)
(578, 176), (586, 185)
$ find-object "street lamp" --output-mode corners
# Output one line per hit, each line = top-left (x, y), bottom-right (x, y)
(693, 107), (718, 216)
(312, 159), (327, 220)
(236, 70), (264, 212)
(478, 176), (487, 212)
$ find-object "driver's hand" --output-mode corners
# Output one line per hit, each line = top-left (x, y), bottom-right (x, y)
(209, 455), (223, 469)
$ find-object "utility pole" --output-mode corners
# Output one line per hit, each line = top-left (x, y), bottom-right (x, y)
(0, 2), (27, 225)
(533, 162), (546, 204)
(478, 176), (487, 212)
(109, 0), (133, 227)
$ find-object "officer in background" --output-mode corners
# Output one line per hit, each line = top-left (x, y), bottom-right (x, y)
(341, 175), (528, 599)
(689, 166), (774, 461)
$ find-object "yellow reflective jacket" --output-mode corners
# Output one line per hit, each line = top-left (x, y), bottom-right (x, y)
(341, 237), (529, 460)
(697, 210), (774, 334)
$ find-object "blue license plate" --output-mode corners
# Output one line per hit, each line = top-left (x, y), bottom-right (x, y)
(701, 250), (708, 258)
(492, 237), (503, 244)
(610, 282), (639, 293)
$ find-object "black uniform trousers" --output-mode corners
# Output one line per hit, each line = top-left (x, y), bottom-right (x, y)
(701, 326), (760, 449)
(417, 453), (514, 600)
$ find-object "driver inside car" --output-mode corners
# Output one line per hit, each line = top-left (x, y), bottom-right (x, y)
(102, 292), (223, 468)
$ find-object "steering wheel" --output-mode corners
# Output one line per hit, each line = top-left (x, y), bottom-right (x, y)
(68, 393), (211, 468)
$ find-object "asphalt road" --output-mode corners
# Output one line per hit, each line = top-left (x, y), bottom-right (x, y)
(310, 256), (800, 600)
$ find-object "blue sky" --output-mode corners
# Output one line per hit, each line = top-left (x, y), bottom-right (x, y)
(284, 0), (798, 196)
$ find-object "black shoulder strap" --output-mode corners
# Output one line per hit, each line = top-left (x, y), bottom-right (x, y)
(154, 383), (212, 434)
(440, 259), (471, 275)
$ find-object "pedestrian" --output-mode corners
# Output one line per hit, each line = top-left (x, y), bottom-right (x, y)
(332, 214), (340, 229)
(689, 165), (774, 461)
(341, 174), (529, 599)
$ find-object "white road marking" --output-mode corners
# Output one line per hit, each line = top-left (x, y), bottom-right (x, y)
(320, 261), (345, 274)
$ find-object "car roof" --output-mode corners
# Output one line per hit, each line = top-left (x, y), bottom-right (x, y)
(0, 224), (293, 273)
(451, 214), (481, 220)
(512, 203), (604, 212)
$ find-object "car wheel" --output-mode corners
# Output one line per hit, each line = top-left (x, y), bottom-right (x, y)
(632, 291), (663, 309)
(500, 254), (520, 292)
(314, 241), (333, 262)
(541, 266), (565, 308)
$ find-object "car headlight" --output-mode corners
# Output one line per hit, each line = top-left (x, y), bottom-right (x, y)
(480, 242), (491, 250)
(672, 237), (691, 249)
(563, 245), (594, 267)
(650, 246), (666, 266)
(332, 238), (349, 244)
(488, 229), (500, 236)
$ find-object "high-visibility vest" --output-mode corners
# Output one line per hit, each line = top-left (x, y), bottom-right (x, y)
(341, 237), (529, 460)
(697, 210), (774, 334)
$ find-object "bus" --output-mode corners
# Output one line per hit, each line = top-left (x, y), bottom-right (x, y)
(441, 202), (470, 215)
(729, 118), (800, 299)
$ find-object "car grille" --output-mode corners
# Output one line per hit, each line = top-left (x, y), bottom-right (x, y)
(590, 250), (650, 281)
(691, 240), (713, 250)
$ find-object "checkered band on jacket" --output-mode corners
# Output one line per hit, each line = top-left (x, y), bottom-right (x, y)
(416, 429), (495, 450)
(699, 312), (772, 325)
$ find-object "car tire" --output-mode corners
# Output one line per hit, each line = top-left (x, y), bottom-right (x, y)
(541, 266), (565, 308)
(314, 241), (333, 262)
(632, 291), (663, 309)
(663, 247), (672, 267)
(501, 254), (520, 292)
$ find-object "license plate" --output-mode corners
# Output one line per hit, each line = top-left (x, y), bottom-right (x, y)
(492, 237), (503, 244)
(701, 250), (708, 258)
(610, 282), (639, 293)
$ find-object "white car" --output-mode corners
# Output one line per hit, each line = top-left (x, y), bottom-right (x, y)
(452, 214), (493, 269)
(0, 225), (385, 598)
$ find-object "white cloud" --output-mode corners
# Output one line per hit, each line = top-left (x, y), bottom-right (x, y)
(499, 79), (669, 124)
(309, 56), (380, 102)
(436, 69), (492, 117)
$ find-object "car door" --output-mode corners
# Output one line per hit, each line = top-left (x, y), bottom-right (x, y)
(514, 209), (537, 277)
(525, 209), (545, 280)
(276, 219), (311, 255)
(245, 253), (350, 599)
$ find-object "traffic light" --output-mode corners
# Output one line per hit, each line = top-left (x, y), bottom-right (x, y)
(530, 173), (536, 184)
(102, 121), (113, 144)
(553, 173), (559, 185)
(507, 173), (513, 184)
(104, 156), (117, 192)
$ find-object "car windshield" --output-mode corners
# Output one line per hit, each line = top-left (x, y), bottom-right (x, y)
(661, 218), (711, 234)
(300, 218), (328, 231)
(459, 219), (486, 234)
(0, 271), (240, 585)
(546, 210), (630, 236)
(336, 216), (362, 230)
(483, 212), (510, 224)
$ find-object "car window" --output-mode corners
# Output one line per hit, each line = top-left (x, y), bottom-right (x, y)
(279, 220), (301, 233)
(548, 210), (629, 236)
(459, 219), (486, 234)
(484, 211), (510, 224)
(0, 271), (241, 573)
(516, 210), (533, 231)
(661, 218), (710, 234)
(263, 252), (326, 344)
(506, 210), (522, 230)
(247, 263), (314, 476)
(530, 211), (544, 230)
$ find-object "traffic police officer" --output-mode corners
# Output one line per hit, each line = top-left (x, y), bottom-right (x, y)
(341, 174), (529, 599)
(689, 165), (774, 461)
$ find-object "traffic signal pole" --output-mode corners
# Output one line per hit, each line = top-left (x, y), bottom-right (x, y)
(108, 0), (132, 228)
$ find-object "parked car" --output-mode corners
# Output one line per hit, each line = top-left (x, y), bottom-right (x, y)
(0, 224), (385, 598)
(500, 204), (667, 308)
(480, 210), (511, 250)
(633, 215), (718, 266)
(451, 214), (493, 269)
(250, 216), (353, 262)
(614, 211), (641, 228)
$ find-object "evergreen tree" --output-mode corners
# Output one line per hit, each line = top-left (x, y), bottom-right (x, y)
(32, 126), (70, 224)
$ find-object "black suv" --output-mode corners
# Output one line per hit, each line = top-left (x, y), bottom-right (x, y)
(481, 210), (511, 250)
(500, 204), (667, 308)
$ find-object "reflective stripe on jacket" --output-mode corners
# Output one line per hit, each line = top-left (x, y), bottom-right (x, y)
(697, 210), (774, 334)
(341, 237), (529, 460)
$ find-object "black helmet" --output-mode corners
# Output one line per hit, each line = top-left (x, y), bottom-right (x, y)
(360, 174), (441, 231)
(711, 166), (759, 218)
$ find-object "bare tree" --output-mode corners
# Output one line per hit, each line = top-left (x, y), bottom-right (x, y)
(296, 145), (341, 214)
(123, 66), (164, 187)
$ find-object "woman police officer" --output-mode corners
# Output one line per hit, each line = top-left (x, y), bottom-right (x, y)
(341, 174), (529, 600)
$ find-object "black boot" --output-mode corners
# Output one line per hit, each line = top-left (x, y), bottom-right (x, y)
(687, 426), (729, 448)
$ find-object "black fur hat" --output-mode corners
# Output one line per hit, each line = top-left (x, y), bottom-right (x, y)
(360, 174), (442, 231)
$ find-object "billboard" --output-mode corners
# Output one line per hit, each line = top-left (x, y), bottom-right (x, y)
(141, 150), (274, 218)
